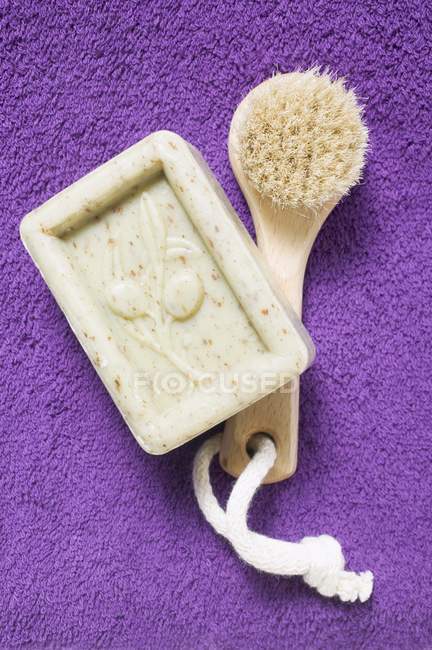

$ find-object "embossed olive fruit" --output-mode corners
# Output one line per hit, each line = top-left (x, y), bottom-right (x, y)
(164, 269), (204, 321)
(106, 280), (149, 319)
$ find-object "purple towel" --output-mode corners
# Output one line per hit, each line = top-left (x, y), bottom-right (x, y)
(1, 1), (431, 648)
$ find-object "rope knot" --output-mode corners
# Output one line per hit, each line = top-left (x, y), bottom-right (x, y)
(301, 534), (373, 602)
(193, 434), (373, 603)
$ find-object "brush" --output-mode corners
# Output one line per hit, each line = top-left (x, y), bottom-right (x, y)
(220, 69), (368, 483)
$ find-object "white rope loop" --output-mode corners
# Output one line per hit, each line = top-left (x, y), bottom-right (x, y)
(193, 433), (373, 603)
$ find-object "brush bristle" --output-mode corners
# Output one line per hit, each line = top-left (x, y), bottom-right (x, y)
(239, 69), (368, 210)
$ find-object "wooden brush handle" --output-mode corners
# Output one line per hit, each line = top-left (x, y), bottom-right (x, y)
(219, 182), (326, 483)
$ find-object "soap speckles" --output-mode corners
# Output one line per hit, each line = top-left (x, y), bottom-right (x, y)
(210, 295), (223, 308)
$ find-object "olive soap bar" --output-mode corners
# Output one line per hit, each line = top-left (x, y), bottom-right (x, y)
(20, 132), (314, 453)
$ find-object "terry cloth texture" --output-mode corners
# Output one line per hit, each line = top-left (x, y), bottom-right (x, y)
(1, 1), (431, 648)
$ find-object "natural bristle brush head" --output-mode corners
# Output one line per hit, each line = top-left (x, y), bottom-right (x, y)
(239, 69), (368, 211)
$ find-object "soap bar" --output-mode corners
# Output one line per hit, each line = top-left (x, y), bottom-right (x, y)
(20, 131), (315, 454)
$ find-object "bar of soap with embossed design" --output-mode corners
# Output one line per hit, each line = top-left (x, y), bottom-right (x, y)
(20, 132), (315, 453)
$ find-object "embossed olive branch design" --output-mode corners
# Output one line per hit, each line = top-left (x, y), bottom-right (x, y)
(105, 192), (205, 383)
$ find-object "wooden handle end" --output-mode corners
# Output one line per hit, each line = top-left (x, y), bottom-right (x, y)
(220, 381), (299, 484)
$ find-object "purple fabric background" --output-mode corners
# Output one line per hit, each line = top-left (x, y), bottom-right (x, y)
(1, 1), (431, 648)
